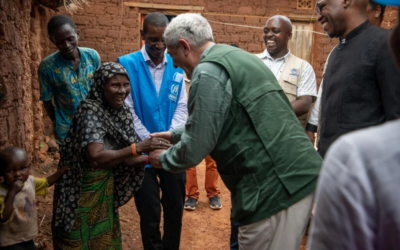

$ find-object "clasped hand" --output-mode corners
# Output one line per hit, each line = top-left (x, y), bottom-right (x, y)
(147, 131), (173, 169)
(136, 137), (172, 154)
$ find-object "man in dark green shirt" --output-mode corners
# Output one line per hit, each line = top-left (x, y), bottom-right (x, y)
(149, 13), (322, 250)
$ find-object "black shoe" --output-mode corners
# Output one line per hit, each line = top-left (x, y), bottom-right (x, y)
(209, 195), (222, 210)
(184, 197), (198, 211)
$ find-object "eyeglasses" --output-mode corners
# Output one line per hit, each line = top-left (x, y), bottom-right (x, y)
(316, 0), (326, 15)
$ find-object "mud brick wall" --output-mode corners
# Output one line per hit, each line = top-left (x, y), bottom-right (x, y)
(67, 0), (318, 61)
(0, 0), (55, 160)
(67, 1), (397, 87)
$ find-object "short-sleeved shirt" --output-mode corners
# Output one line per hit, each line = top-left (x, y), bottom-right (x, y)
(38, 47), (100, 144)
(0, 176), (48, 247)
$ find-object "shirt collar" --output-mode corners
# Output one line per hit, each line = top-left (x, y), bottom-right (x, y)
(56, 47), (82, 66)
(141, 45), (167, 67)
(340, 20), (371, 44)
(199, 44), (215, 60)
(261, 49), (291, 62)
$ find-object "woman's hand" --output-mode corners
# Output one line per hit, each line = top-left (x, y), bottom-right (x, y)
(136, 137), (172, 154)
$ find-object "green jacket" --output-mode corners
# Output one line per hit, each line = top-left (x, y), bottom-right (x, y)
(201, 44), (323, 225)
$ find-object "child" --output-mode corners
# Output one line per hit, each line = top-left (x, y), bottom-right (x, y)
(0, 146), (67, 250)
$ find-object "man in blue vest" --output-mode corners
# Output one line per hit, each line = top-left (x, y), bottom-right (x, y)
(118, 12), (187, 250)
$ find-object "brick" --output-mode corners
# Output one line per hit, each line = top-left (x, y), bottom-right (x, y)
(245, 17), (260, 25)
(255, 8), (268, 16)
(73, 15), (90, 25)
(106, 6), (121, 15)
(237, 7), (252, 15)
(234, 25), (249, 33)
(100, 18), (121, 26)
(122, 18), (138, 28)
(126, 7), (139, 18)
(108, 52), (126, 62)
(99, 42), (116, 51)
(204, 14), (217, 21)
(255, 34), (265, 43)
(224, 5), (237, 13)
(85, 29), (106, 38)
(206, 2), (222, 12)
(79, 41), (96, 48)
(210, 23), (224, 31)
(230, 16), (245, 24)
(247, 43), (262, 53)
(260, 17), (269, 26)
(122, 42), (136, 51)
(217, 16), (230, 23)
(237, 43), (248, 50)
(99, 52), (108, 62)
(84, 5), (105, 15)
(108, 29), (128, 39)
(214, 34), (230, 43)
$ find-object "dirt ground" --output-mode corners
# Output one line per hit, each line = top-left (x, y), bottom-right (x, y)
(34, 160), (307, 250)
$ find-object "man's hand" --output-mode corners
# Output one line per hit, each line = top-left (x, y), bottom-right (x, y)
(150, 131), (172, 142)
(306, 131), (316, 145)
(148, 149), (165, 169)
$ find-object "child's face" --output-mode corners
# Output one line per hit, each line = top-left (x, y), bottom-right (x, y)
(2, 156), (30, 185)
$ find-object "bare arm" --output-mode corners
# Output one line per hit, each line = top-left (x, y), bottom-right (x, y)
(85, 143), (135, 170)
(46, 167), (69, 186)
(123, 155), (147, 167)
(1, 180), (23, 223)
(85, 138), (172, 170)
(43, 101), (56, 123)
(291, 95), (313, 117)
(306, 131), (316, 144)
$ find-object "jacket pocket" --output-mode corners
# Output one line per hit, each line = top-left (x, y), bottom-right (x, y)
(220, 173), (260, 222)
(282, 77), (298, 97)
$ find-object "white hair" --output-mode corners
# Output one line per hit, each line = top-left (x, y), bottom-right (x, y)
(269, 15), (293, 32)
(164, 13), (214, 49)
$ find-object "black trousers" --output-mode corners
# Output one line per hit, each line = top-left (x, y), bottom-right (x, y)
(0, 240), (36, 250)
(134, 167), (186, 250)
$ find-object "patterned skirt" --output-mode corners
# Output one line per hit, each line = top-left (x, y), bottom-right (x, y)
(52, 169), (122, 250)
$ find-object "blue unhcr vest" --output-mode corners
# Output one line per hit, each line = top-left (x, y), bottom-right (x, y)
(118, 52), (184, 167)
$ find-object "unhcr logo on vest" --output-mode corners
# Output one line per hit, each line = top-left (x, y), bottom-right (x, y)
(289, 68), (299, 77)
(169, 72), (183, 102)
(169, 84), (179, 102)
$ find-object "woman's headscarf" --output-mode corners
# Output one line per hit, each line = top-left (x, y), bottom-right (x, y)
(52, 62), (144, 232)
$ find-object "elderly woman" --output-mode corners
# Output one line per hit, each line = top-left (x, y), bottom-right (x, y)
(51, 62), (170, 249)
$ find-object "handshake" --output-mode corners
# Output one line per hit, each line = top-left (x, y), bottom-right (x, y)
(136, 131), (172, 169)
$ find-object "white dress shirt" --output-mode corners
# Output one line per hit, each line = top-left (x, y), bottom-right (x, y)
(308, 119), (400, 250)
(124, 46), (188, 140)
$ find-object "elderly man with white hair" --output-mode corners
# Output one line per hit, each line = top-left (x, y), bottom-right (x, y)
(256, 15), (317, 131)
(148, 13), (323, 250)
